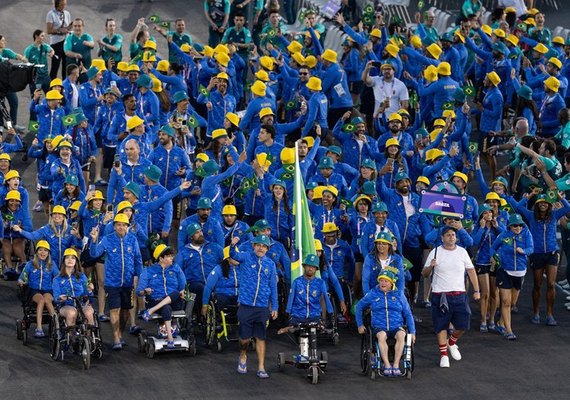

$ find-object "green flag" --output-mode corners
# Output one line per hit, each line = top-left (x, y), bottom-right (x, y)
(468, 141), (478, 154)
(160, 21), (171, 29)
(63, 113), (78, 127)
(343, 123), (355, 133)
(418, 0), (425, 10)
(28, 120), (39, 133)
(442, 102), (454, 111)
(148, 15), (160, 23)
(199, 84), (210, 98)
(285, 100), (297, 110)
(291, 142), (316, 284)
(187, 115), (199, 128)
(463, 84), (475, 97)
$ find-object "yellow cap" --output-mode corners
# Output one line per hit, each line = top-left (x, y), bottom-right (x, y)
(280, 147), (296, 164)
(548, 57), (562, 69)
(544, 76), (560, 92)
(223, 246), (230, 260)
(117, 61), (129, 72)
(4, 170), (20, 181)
(504, 7), (517, 13)
(142, 51), (156, 62)
(410, 35), (423, 48)
(388, 113), (402, 122)
(385, 43), (399, 58)
(127, 115), (144, 130)
(251, 80), (267, 96)
(215, 52), (230, 67)
(50, 135), (64, 149)
(425, 148), (445, 162)
(304, 55), (317, 69)
(426, 43), (442, 60)
(306, 76), (322, 91)
(312, 186), (325, 200)
(91, 190), (104, 201)
(63, 248), (78, 258)
(157, 60), (170, 72)
(5, 190), (21, 201)
(524, 18), (537, 27)
(226, 112), (240, 127)
(203, 45), (215, 58)
(117, 200), (133, 213)
(437, 61), (451, 76)
(423, 65), (438, 82)
(433, 118), (446, 127)
(442, 110), (456, 119)
(212, 128), (228, 140)
(114, 213), (130, 225)
(370, 28), (381, 39)
(222, 205), (237, 215)
(552, 36), (565, 46)
(454, 31), (465, 43)
(180, 43), (192, 53)
(214, 44), (230, 54)
(196, 153), (209, 163)
(256, 152), (273, 171)
(255, 69), (270, 82)
(50, 78), (63, 88)
(291, 52), (305, 66)
(506, 34), (519, 46)
(314, 239), (323, 251)
(51, 205), (66, 215)
(493, 28), (506, 38)
(429, 128), (442, 142)
(259, 56), (274, 70)
(153, 244), (171, 260)
(217, 72), (229, 81)
(323, 185), (339, 197)
(321, 222), (339, 233)
(45, 90), (63, 100)
(143, 40), (157, 50)
(452, 171), (468, 184)
(151, 77), (162, 93)
(36, 240), (51, 251)
(91, 58), (107, 71)
(127, 64), (140, 73)
(527, 8), (540, 15)
(385, 138), (400, 148)
(259, 107), (275, 119)
(321, 49), (338, 63)
(533, 43), (548, 54)
(485, 192), (500, 201)
(68, 200), (82, 211)
(287, 40), (303, 54)
(353, 195), (372, 208)
(58, 140), (72, 149)
(303, 136), (315, 148)
(416, 176), (430, 186)
(486, 71), (501, 87)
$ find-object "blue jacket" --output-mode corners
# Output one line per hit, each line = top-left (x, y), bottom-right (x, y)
(137, 263), (186, 300)
(53, 272), (91, 307)
(229, 246), (278, 310)
(471, 224), (505, 265)
(222, 220), (252, 246)
(356, 287), (415, 334)
(106, 158), (152, 204)
(197, 89), (237, 135)
(478, 87), (503, 134)
(238, 96), (275, 133)
(28, 146), (57, 187)
(67, 125), (97, 166)
(321, 62), (353, 109)
(19, 260), (59, 291)
(424, 226), (474, 248)
(539, 93), (565, 137)
(417, 75), (460, 119)
(79, 82), (103, 125)
(2, 205), (33, 240)
(138, 89), (160, 139)
(348, 214), (371, 255)
(240, 237), (292, 282)
(178, 214), (224, 251)
(50, 157), (86, 196)
(175, 240), (224, 283)
(359, 220), (402, 255)
(491, 228), (534, 272)
(144, 183), (173, 234)
(93, 98), (124, 147)
(90, 231), (143, 287)
(332, 119), (379, 170)
(322, 238), (355, 281)
(301, 91), (328, 137)
(107, 111), (150, 144)
(286, 276), (333, 319)
(30, 103), (65, 142)
(378, 179), (422, 247)
(362, 253), (406, 295)
(148, 144), (192, 191)
(202, 264), (239, 306)
(78, 203), (106, 244)
(20, 224), (82, 267)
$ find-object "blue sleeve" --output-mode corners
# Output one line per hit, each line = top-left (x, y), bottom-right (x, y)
(285, 279), (296, 314)
(457, 228), (474, 247)
(553, 197), (570, 219)
(202, 267), (221, 306)
(355, 292), (372, 327)
(362, 256), (372, 294)
(327, 265), (344, 301)
(270, 263), (278, 312)
(341, 24), (367, 46)
(322, 280), (334, 313)
(137, 268), (149, 295)
(308, 28), (323, 56)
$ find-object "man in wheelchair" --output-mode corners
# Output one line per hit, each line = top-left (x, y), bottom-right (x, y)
(356, 270), (416, 377)
(140, 245), (187, 349)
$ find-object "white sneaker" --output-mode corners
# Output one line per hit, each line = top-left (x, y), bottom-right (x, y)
(566, 295), (570, 301)
(558, 279), (568, 286)
(448, 343), (462, 361)
(564, 302), (570, 307)
(561, 283), (570, 290)
(440, 355), (450, 368)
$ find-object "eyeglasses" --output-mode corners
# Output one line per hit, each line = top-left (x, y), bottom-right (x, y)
(299, 72), (309, 75)
(511, 224), (523, 228)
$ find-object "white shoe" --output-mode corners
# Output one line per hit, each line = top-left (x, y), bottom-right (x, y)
(561, 283), (570, 290)
(440, 355), (450, 368)
(448, 343), (462, 361)
(566, 295), (570, 301)
(558, 279), (568, 286)
(564, 302), (570, 307)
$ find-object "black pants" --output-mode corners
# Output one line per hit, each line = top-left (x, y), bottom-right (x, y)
(50, 41), (67, 79)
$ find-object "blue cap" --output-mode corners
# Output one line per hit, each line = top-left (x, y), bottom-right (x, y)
(197, 197), (213, 209)
(362, 181), (377, 196)
(351, 116), (365, 125)
(318, 156), (334, 169)
(508, 213), (525, 226)
(160, 124), (175, 137)
(360, 158), (377, 170)
(64, 174), (79, 186)
(86, 67), (100, 80)
(252, 234), (271, 246)
(202, 160), (220, 176)
(144, 165), (162, 182)
(172, 91), (189, 103)
(395, 172), (410, 183)
(124, 181), (142, 199)
(187, 222), (202, 237)
(372, 202), (388, 213)
(136, 74), (153, 89)
(303, 254), (320, 268)
(326, 145), (342, 156)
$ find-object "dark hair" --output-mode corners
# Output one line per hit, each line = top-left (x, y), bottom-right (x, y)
(534, 201), (552, 221)
(317, 251), (328, 272)
(170, 63), (184, 74)
(272, 187), (291, 214)
(33, 29), (43, 40)
(559, 108), (570, 125)
(234, 10), (245, 18)
(542, 139), (556, 155)
(564, 152), (570, 165)
(175, 18), (184, 24)
(515, 97), (539, 125)
(261, 124), (276, 139)
(105, 18), (115, 28)
(66, 63), (78, 75)
(221, 258), (231, 278)
(123, 93), (135, 105)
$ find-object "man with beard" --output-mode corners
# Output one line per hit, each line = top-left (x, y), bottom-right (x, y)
(362, 62), (409, 122)
(178, 197), (224, 250)
(175, 222), (223, 314)
(333, 111), (379, 170)
(79, 66), (103, 126)
(377, 171), (426, 312)
(108, 94), (149, 144)
(197, 72), (237, 135)
(117, 64), (141, 97)
(221, 204), (252, 246)
(282, 65), (311, 122)
(377, 113), (414, 154)
(360, 201), (402, 257)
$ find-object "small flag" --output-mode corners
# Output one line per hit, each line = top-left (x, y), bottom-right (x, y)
(442, 102), (454, 111)
(503, 237), (512, 245)
(160, 21), (171, 29)
(285, 100), (297, 110)
(468, 142), (478, 154)
(546, 189), (558, 203)
(63, 113), (78, 127)
(403, 258), (413, 271)
(418, 0), (425, 10)
(198, 84), (209, 98)
(267, 28), (277, 38)
(343, 123), (355, 133)
(363, 4), (374, 16)
(501, 203), (513, 214)
(362, 16), (374, 26)
(463, 84), (475, 97)
(340, 198), (353, 209)
(28, 120), (39, 133)
(148, 15), (160, 23)
(187, 115), (199, 128)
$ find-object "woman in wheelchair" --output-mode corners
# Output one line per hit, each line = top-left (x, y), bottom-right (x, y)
(362, 231), (406, 296)
(139, 245), (186, 349)
(17, 240), (59, 337)
(356, 271), (416, 377)
(279, 254), (334, 333)
(2, 190), (33, 273)
(201, 246), (239, 316)
(52, 248), (95, 327)
(314, 239), (347, 315)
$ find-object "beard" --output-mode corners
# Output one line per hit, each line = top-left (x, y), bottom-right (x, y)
(193, 235), (205, 245)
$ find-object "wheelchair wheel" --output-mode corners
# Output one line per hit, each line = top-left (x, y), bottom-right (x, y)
(320, 352), (328, 371)
(81, 337), (91, 370)
(48, 315), (61, 361)
(22, 325), (28, 346)
(146, 337), (155, 359)
(16, 319), (23, 341)
(360, 329), (371, 374)
(204, 302), (216, 348)
(93, 346), (103, 360)
(137, 332), (147, 353)
(309, 365), (319, 385)
(277, 352), (285, 371)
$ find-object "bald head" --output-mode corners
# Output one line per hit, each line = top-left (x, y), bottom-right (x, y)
(125, 139), (140, 162)
(514, 118), (529, 136)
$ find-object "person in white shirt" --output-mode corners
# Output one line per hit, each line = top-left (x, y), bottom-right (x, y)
(362, 61), (409, 121)
(46, 0), (72, 79)
(423, 226), (480, 368)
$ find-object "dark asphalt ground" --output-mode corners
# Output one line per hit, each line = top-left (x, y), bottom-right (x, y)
(0, 1), (569, 400)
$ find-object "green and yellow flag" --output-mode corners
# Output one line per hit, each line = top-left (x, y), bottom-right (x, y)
(28, 120), (39, 133)
(291, 142), (316, 284)
(63, 113), (78, 127)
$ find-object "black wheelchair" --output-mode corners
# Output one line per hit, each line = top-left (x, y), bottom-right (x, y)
(360, 325), (414, 380)
(15, 285), (51, 345)
(48, 296), (103, 370)
(137, 292), (197, 358)
(277, 322), (330, 384)
(203, 295), (239, 352)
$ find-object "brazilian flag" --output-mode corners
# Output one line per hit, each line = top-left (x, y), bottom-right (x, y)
(285, 100), (297, 110)
(148, 15), (160, 23)
(403, 258), (413, 271)
(199, 84), (209, 98)
(281, 172), (293, 180)
(187, 115), (199, 128)
(418, 0), (425, 10)
(63, 113), (78, 127)
(194, 166), (206, 178)
(362, 16), (374, 26)
(468, 142), (478, 154)
(363, 4), (374, 16)
(546, 189), (558, 204)
(267, 28), (277, 38)
(463, 84), (475, 97)
(250, 176), (259, 189)
(343, 123), (355, 133)
(503, 237), (513, 245)
(160, 21), (171, 29)
(442, 102), (454, 111)
(28, 120), (39, 133)
(340, 198), (353, 209)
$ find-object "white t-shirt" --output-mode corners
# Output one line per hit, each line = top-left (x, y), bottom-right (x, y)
(424, 246), (474, 293)
(46, 8), (72, 45)
(370, 76), (409, 118)
(498, 0), (527, 16)
(401, 195), (416, 218)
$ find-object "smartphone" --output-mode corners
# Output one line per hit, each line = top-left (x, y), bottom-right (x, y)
(106, 204), (114, 213)
(387, 158), (394, 168)
(451, 141), (459, 148)
(89, 184), (95, 192)
(110, 81), (116, 88)
(35, 83), (42, 90)
(113, 154), (121, 168)
(371, 61), (383, 68)
(71, 221), (79, 230)
(415, 133), (422, 142)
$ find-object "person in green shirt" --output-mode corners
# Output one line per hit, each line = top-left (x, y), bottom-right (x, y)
(154, 19), (193, 64)
(204, 0), (231, 47)
(554, 109), (570, 150)
(64, 17), (95, 70)
(24, 30), (55, 92)
(98, 18), (123, 68)
(0, 34), (28, 130)
(222, 11), (252, 59)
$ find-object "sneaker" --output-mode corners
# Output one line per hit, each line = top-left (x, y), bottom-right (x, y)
(561, 283), (570, 290)
(256, 370), (270, 379)
(530, 315), (540, 325)
(545, 316), (557, 326)
(119, 338), (127, 346)
(479, 323), (488, 332)
(488, 322), (496, 331)
(422, 301), (431, 308)
(494, 325), (506, 335)
(32, 200), (43, 212)
(34, 328), (45, 338)
(504, 332), (517, 340)
(129, 325), (142, 335)
(439, 355), (450, 368)
(141, 310), (152, 322)
(447, 343), (462, 361)
(511, 305), (518, 314)
(112, 342), (122, 351)
(167, 341), (175, 349)
(566, 295), (570, 301)
(98, 314), (110, 322)
(558, 279), (568, 286)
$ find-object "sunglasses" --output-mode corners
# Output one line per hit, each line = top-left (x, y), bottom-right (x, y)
(511, 224), (523, 228)
(299, 72), (309, 75)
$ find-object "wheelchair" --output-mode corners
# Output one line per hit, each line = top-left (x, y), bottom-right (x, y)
(331, 278), (354, 329)
(48, 296), (103, 370)
(277, 322), (329, 385)
(15, 285), (51, 345)
(1, 239), (34, 280)
(360, 325), (414, 380)
(203, 295), (239, 352)
(137, 292), (197, 358)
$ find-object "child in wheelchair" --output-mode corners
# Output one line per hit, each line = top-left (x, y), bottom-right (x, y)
(139, 245), (186, 349)
(17, 240), (58, 337)
(356, 270), (416, 377)
(52, 248), (95, 327)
